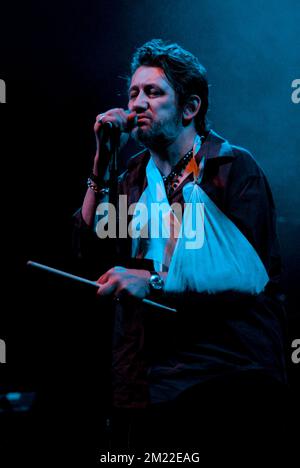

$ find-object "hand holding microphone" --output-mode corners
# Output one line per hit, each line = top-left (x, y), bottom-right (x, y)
(92, 108), (137, 181)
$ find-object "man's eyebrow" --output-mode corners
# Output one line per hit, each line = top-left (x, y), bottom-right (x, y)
(128, 83), (163, 93)
(128, 85), (139, 93)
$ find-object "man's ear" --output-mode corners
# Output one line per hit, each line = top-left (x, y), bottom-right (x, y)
(182, 95), (201, 124)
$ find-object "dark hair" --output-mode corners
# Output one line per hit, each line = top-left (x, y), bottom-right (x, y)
(129, 39), (209, 134)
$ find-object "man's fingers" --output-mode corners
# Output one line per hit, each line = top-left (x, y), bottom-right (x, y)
(96, 280), (117, 296)
(95, 109), (136, 133)
(96, 266), (125, 285)
(97, 271), (109, 284)
(95, 109), (123, 128)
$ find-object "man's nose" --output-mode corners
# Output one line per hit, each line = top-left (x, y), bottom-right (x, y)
(130, 92), (149, 112)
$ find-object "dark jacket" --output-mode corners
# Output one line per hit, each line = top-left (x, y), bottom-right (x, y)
(73, 130), (287, 407)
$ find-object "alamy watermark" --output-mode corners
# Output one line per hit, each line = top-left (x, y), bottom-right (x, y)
(0, 338), (6, 363)
(291, 79), (300, 104)
(291, 338), (300, 364)
(95, 195), (205, 250)
(0, 79), (6, 103)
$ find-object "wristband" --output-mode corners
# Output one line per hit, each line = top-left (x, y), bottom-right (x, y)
(87, 177), (109, 195)
(89, 172), (109, 185)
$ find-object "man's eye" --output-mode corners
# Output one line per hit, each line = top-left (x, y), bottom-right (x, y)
(149, 89), (160, 96)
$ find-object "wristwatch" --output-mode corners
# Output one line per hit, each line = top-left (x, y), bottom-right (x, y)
(148, 271), (164, 293)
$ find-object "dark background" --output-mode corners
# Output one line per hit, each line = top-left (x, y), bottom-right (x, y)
(0, 0), (299, 465)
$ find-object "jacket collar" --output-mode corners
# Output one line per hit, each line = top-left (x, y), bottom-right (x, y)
(198, 129), (235, 162)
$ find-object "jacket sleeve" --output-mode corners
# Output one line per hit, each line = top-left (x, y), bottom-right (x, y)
(224, 149), (283, 293)
(71, 207), (117, 278)
(71, 170), (132, 278)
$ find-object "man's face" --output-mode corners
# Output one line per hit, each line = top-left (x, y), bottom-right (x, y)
(128, 66), (182, 150)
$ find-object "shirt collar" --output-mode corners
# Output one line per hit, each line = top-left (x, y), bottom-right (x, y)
(126, 129), (236, 171)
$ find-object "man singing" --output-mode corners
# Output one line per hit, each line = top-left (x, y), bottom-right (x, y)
(73, 39), (287, 460)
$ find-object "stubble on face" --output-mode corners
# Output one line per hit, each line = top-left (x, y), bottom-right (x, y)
(132, 110), (182, 151)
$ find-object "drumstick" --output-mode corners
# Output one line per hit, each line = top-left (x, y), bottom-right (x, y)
(27, 261), (177, 313)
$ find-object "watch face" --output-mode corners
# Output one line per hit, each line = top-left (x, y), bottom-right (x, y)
(150, 274), (164, 290)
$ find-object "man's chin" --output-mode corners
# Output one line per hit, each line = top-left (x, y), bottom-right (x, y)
(131, 127), (152, 145)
